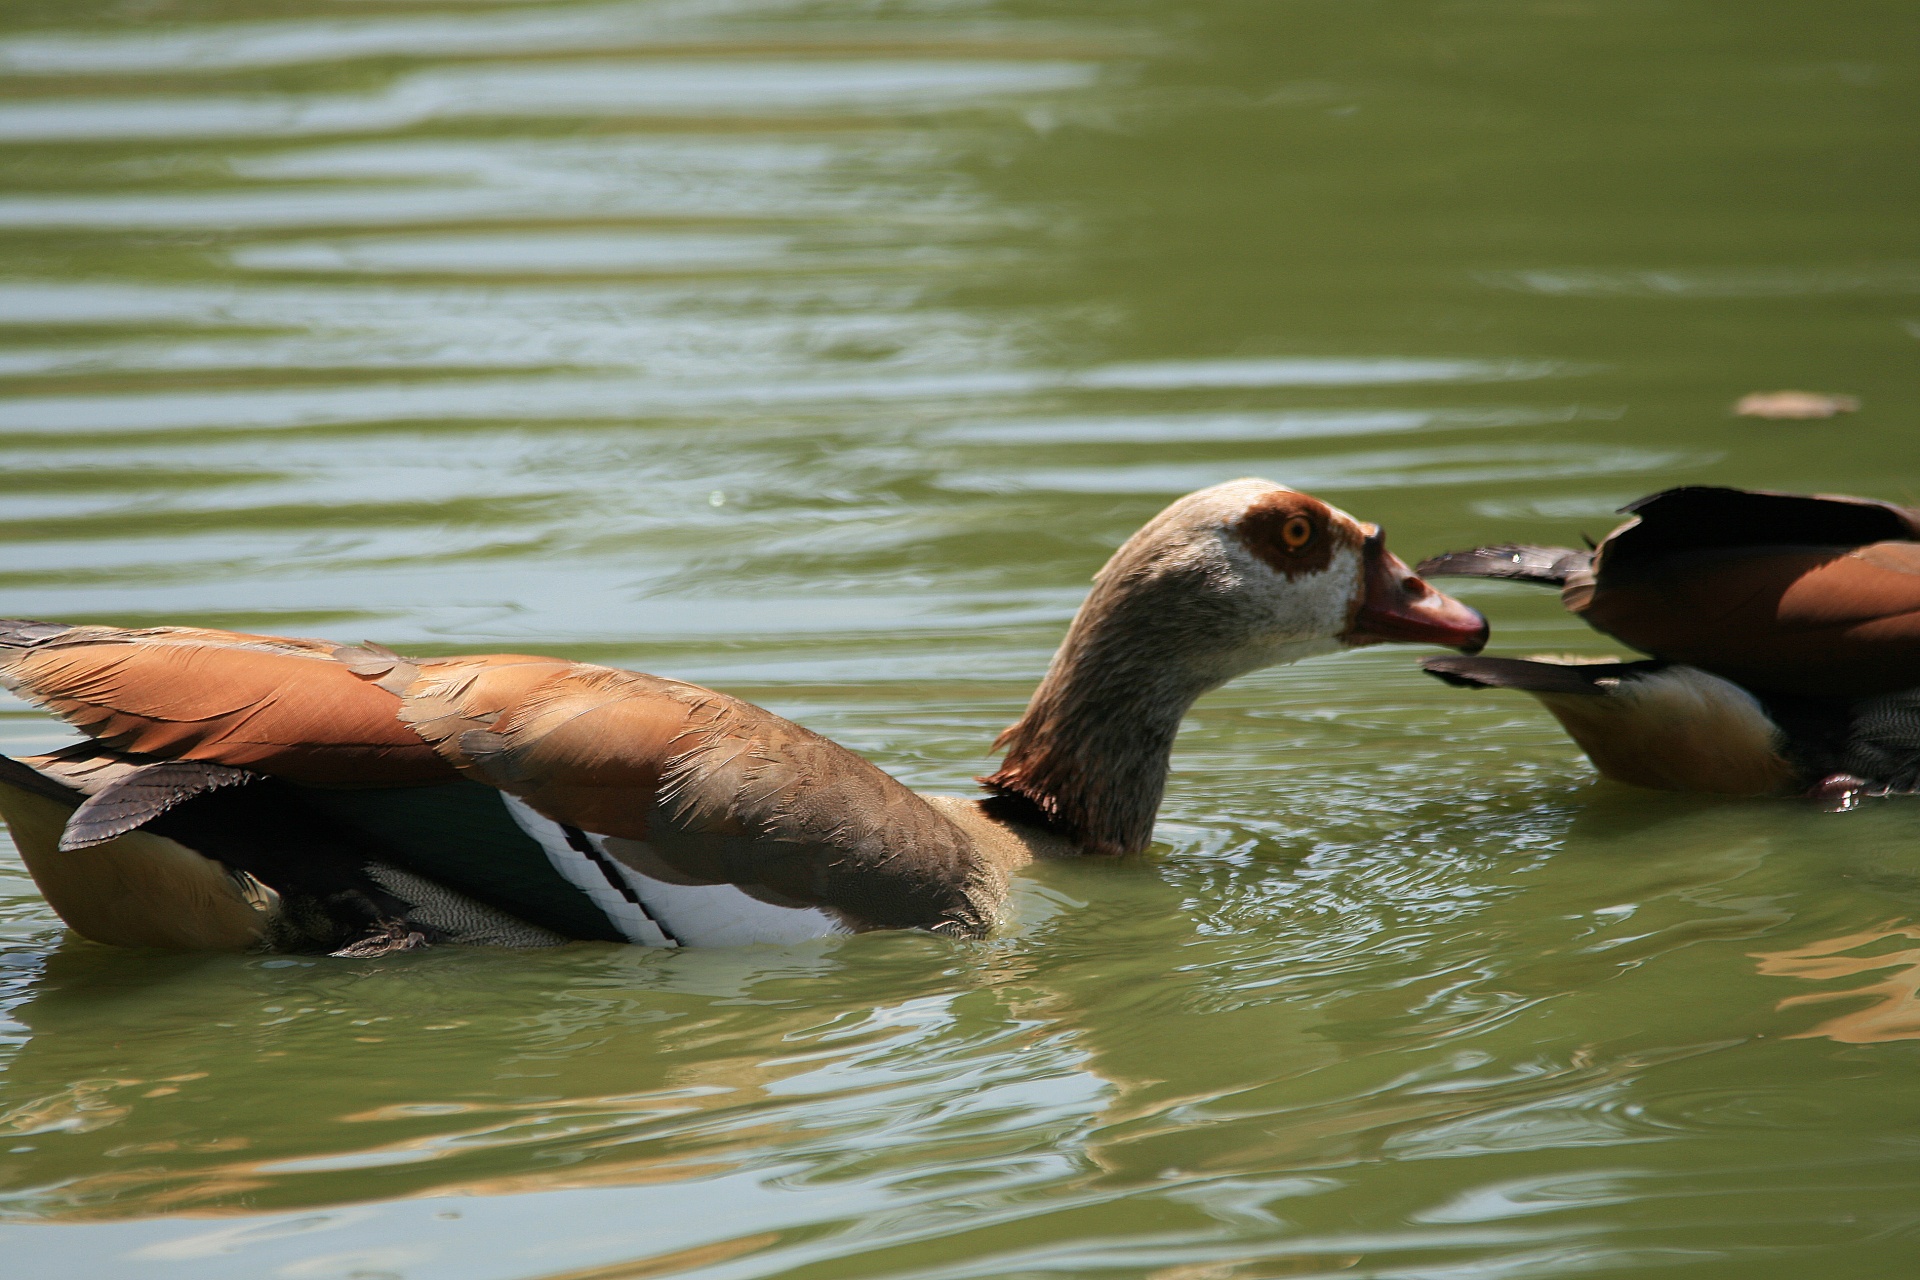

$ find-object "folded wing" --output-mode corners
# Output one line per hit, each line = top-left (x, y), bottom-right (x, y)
(1570, 488), (1920, 698)
(1574, 541), (1920, 697)
(400, 659), (988, 933)
(0, 620), (455, 784)
(1420, 489), (1920, 700)
(0, 622), (990, 938)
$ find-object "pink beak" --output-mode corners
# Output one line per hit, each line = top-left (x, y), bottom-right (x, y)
(1345, 532), (1488, 653)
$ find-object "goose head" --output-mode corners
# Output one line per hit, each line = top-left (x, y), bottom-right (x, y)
(982, 478), (1487, 854)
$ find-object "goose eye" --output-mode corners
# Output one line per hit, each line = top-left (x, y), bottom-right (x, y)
(1281, 515), (1314, 549)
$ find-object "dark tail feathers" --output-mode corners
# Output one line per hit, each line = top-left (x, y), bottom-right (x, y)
(0, 619), (72, 649)
(0, 753), (86, 806)
(61, 760), (259, 851)
(1423, 655), (1663, 695)
(1414, 544), (1589, 587)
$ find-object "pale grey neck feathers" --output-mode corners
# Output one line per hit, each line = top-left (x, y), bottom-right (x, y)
(982, 493), (1348, 856)
(983, 583), (1225, 856)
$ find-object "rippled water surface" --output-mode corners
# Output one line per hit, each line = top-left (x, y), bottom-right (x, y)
(3, 1), (1920, 1276)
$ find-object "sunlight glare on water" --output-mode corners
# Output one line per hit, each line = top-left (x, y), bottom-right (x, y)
(2, 0), (1919, 1277)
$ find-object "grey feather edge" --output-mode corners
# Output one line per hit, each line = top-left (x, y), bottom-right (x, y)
(1414, 544), (1590, 587)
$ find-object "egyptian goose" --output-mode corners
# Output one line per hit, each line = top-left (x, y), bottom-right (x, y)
(0, 479), (1486, 954)
(1419, 485), (1920, 802)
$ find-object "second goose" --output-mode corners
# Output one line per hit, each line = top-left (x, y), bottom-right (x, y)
(1419, 484), (1920, 801)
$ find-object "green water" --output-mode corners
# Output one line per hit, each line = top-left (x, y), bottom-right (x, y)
(2, 1), (1919, 1275)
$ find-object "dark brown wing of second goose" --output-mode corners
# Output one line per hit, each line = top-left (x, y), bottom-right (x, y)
(1419, 485), (1920, 699)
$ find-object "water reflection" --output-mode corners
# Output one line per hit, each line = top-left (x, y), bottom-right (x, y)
(0, 938), (1106, 1221)
(3, 0), (1919, 1273)
(1753, 924), (1920, 1044)
(1485, 266), (1920, 299)
(0, 59), (1101, 142)
(0, 2), (816, 75)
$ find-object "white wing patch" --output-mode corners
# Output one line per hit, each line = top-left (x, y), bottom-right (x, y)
(500, 794), (845, 947)
(597, 835), (849, 946)
(500, 794), (675, 947)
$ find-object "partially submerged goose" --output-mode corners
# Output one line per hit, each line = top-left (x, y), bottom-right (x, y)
(1419, 485), (1920, 800)
(0, 479), (1485, 954)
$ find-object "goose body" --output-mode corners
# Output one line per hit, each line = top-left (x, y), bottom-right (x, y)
(0, 479), (1485, 954)
(1420, 485), (1920, 800)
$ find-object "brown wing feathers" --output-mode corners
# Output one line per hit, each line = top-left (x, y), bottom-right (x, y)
(645, 694), (983, 929)
(1421, 489), (1920, 701)
(0, 620), (988, 933)
(1576, 544), (1920, 697)
(402, 660), (690, 840)
(1570, 491), (1920, 698)
(0, 622), (456, 784)
(400, 660), (985, 929)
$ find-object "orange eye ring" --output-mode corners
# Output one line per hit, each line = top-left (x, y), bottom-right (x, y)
(1280, 515), (1314, 549)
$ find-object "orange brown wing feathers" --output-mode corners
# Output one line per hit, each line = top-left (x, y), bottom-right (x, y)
(0, 622), (989, 933)
(399, 659), (688, 839)
(1564, 487), (1920, 699)
(0, 622), (456, 784)
(400, 658), (988, 931)
(1573, 544), (1920, 698)
(646, 692), (985, 928)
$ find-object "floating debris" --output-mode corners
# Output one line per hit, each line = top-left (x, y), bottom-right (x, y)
(1734, 390), (1861, 419)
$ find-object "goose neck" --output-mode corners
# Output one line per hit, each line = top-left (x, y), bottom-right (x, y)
(980, 624), (1218, 857)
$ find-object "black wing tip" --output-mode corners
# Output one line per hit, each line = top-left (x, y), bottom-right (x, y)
(1421, 655), (1661, 695)
(58, 759), (258, 851)
(0, 753), (87, 806)
(1615, 483), (1906, 515)
(1617, 484), (1739, 515)
(1604, 485), (1920, 570)
(1618, 484), (1920, 535)
(0, 619), (72, 648)
(1414, 544), (1588, 586)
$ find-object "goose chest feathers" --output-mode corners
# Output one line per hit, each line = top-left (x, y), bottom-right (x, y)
(1420, 484), (1920, 802)
(0, 479), (1486, 955)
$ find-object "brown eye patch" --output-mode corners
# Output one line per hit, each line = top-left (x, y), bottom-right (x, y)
(1235, 491), (1346, 578)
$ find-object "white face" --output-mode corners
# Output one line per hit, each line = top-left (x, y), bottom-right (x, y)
(1212, 550), (1369, 681)
(1081, 479), (1370, 686)
(1079, 478), (1483, 690)
(1227, 536), (1369, 666)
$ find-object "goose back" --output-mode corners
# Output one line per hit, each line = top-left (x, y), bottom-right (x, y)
(0, 621), (998, 945)
(1417, 486), (1920, 795)
(1418, 487), (1920, 699)
(1569, 487), (1920, 698)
